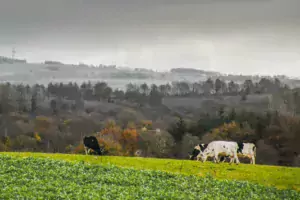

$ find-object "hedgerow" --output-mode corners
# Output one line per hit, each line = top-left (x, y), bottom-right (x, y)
(0, 155), (299, 199)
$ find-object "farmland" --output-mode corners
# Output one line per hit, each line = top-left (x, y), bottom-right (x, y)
(0, 153), (299, 199)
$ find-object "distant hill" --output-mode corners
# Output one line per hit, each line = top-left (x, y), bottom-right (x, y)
(0, 57), (300, 89)
(170, 68), (221, 76)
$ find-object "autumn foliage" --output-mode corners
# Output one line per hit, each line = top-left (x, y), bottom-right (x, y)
(121, 128), (138, 156)
(74, 120), (139, 156)
(34, 132), (42, 143)
(204, 121), (255, 142)
(140, 120), (153, 129)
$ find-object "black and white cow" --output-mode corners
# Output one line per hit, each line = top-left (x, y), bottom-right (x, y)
(198, 141), (257, 164)
(83, 136), (103, 155)
(189, 144), (208, 160)
(189, 143), (227, 162)
(236, 142), (256, 164)
(198, 141), (240, 164)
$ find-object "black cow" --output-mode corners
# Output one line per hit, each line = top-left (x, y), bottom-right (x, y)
(189, 143), (227, 162)
(83, 136), (103, 155)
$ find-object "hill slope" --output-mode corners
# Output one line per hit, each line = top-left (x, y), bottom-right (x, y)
(1, 152), (300, 192)
(0, 154), (299, 199)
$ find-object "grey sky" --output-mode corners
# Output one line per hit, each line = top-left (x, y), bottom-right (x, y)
(0, 0), (300, 76)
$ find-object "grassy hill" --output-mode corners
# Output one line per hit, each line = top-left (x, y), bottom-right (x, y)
(0, 152), (299, 199)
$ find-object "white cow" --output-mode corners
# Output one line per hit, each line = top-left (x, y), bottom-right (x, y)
(237, 143), (256, 164)
(198, 141), (240, 164)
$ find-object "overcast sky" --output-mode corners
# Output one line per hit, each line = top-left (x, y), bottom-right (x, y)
(0, 0), (300, 76)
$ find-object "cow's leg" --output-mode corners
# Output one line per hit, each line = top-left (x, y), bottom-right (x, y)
(214, 152), (219, 163)
(221, 157), (225, 163)
(252, 155), (255, 165)
(218, 156), (225, 163)
(234, 152), (240, 164)
(220, 156), (226, 163)
(248, 155), (252, 164)
(224, 157), (229, 163)
(231, 156), (236, 164)
(228, 156), (233, 164)
(196, 155), (200, 161)
(84, 146), (88, 155)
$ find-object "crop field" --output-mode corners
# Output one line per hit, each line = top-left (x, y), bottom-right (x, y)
(0, 153), (300, 199)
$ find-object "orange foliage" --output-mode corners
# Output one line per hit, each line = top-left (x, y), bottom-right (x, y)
(100, 123), (122, 141)
(74, 120), (140, 156)
(74, 143), (85, 154)
(97, 138), (123, 156)
(121, 128), (138, 156)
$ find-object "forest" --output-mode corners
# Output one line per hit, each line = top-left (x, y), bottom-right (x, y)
(0, 77), (300, 167)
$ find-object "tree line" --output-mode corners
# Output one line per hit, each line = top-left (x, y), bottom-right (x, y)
(1, 76), (295, 114)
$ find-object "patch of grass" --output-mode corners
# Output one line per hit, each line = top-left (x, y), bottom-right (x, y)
(0, 155), (299, 200)
(1, 152), (300, 191)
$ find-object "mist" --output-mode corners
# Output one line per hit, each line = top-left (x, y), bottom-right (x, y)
(0, 0), (300, 76)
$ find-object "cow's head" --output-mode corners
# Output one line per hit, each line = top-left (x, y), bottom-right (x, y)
(189, 145), (202, 160)
(198, 149), (211, 162)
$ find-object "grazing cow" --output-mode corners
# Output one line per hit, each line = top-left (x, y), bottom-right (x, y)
(189, 143), (227, 162)
(189, 144), (208, 160)
(198, 141), (240, 164)
(237, 142), (256, 164)
(83, 136), (103, 155)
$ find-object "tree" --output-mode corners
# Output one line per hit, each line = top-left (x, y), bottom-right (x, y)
(50, 99), (57, 115)
(121, 128), (138, 156)
(113, 89), (125, 100)
(218, 106), (225, 118)
(31, 93), (37, 115)
(103, 87), (112, 99)
(158, 84), (168, 96)
(140, 83), (149, 96)
(94, 82), (109, 99)
(149, 84), (162, 106)
(192, 82), (202, 95)
(215, 79), (222, 93)
(243, 79), (254, 95)
(178, 82), (190, 96)
(228, 108), (237, 121)
(16, 84), (27, 113)
(0, 83), (16, 114)
(167, 117), (187, 143)
(228, 81), (239, 94)
(203, 78), (214, 95)
(126, 83), (139, 92)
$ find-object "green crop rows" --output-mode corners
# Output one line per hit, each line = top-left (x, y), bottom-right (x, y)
(0, 155), (299, 200)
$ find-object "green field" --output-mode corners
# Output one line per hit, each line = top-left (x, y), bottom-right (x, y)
(0, 152), (299, 199)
